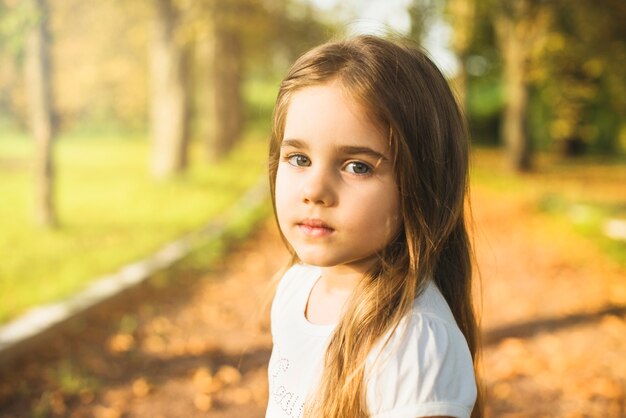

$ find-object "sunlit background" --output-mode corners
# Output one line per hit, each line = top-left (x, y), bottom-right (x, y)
(1, 0), (625, 417)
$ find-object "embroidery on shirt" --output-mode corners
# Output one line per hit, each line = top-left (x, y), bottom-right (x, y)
(268, 345), (306, 417)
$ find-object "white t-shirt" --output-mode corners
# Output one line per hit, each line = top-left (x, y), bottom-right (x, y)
(265, 264), (476, 418)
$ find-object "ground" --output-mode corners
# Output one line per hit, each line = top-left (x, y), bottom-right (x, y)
(0, 183), (625, 418)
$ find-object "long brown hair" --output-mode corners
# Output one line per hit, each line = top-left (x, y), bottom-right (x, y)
(268, 35), (482, 418)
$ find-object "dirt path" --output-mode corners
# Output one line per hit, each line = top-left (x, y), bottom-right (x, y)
(1, 186), (625, 418)
(0, 220), (289, 418)
(472, 186), (626, 417)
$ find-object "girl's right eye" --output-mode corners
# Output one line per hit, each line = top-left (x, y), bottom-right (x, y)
(287, 154), (311, 167)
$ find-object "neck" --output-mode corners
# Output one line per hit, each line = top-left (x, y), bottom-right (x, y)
(319, 263), (371, 293)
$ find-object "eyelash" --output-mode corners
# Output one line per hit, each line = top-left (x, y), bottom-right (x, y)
(282, 153), (373, 176)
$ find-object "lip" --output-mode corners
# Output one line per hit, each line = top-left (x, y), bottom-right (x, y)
(297, 218), (335, 237)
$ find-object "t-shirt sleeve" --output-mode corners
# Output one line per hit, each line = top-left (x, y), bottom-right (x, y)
(366, 313), (477, 418)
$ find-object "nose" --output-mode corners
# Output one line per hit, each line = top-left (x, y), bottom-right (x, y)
(300, 166), (336, 206)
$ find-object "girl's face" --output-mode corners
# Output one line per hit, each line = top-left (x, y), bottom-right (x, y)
(275, 82), (402, 275)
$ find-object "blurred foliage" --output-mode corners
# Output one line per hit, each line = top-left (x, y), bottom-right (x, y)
(462, 0), (626, 156)
(534, 0), (626, 155)
(0, 0), (332, 134)
(0, 0), (38, 54)
(1, 0), (150, 131)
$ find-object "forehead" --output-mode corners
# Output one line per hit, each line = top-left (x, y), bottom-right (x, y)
(283, 83), (387, 151)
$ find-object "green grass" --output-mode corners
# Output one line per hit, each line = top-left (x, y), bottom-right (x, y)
(0, 132), (269, 323)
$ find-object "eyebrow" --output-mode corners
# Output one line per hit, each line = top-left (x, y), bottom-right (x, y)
(281, 138), (388, 161)
(338, 145), (388, 162)
(281, 138), (308, 149)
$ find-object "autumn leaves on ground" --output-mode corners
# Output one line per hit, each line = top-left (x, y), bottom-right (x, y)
(1, 162), (625, 418)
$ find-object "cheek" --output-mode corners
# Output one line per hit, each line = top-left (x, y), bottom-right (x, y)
(348, 187), (401, 237)
(377, 190), (402, 240)
(274, 164), (285, 194)
(274, 168), (293, 222)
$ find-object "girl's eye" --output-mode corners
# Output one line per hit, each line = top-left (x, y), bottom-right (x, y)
(345, 161), (372, 175)
(287, 154), (311, 167)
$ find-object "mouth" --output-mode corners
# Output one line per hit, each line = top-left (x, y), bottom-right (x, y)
(297, 218), (335, 237)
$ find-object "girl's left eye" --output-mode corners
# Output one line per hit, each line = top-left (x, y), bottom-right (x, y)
(345, 161), (372, 175)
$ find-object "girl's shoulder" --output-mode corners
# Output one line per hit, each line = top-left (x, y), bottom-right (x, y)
(366, 281), (477, 418)
(410, 280), (459, 325)
(371, 281), (472, 365)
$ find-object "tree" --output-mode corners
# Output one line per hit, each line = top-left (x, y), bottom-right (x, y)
(149, 0), (192, 179)
(493, 0), (548, 171)
(24, 0), (57, 226)
(445, 0), (475, 112)
(202, 1), (245, 161)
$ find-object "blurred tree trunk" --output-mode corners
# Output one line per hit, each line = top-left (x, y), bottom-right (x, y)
(494, 0), (548, 172)
(150, 0), (191, 179)
(203, 5), (244, 162)
(496, 17), (531, 171)
(495, 0), (531, 171)
(25, 0), (57, 227)
(447, 0), (475, 113)
(196, 33), (217, 159)
(212, 25), (243, 160)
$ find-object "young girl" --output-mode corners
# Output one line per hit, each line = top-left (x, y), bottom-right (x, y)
(266, 35), (481, 418)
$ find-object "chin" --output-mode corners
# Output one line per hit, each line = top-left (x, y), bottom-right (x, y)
(294, 251), (336, 267)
